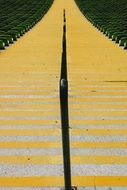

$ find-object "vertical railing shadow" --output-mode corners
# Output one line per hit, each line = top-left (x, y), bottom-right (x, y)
(59, 9), (77, 190)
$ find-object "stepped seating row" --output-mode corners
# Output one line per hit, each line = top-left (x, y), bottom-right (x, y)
(74, 0), (127, 50)
(0, 0), (54, 50)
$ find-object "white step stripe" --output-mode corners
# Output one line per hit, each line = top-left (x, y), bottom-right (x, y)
(70, 96), (127, 98)
(70, 116), (127, 120)
(0, 136), (127, 142)
(0, 164), (127, 176)
(0, 148), (126, 156)
(70, 148), (127, 156)
(0, 136), (61, 142)
(71, 136), (127, 142)
(0, 165), (63, 176)
(72, 165), (127, 175)
(0, 149), (62, 156)
(70, 125), (127, 129)
(0, 116), (60, 120)
(0, 95), (58, 98)
(0, 126), (59, 129)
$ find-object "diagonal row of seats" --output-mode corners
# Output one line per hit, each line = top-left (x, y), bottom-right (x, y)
(74, 0), (127, 50)
(0, 0), (54, 50)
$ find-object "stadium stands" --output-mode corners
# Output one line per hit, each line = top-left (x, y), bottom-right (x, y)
(0, 0), (54, 49)
(74, 0), (127, 50)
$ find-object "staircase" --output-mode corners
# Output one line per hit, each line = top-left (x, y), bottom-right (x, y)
(0, 0), (127, 189)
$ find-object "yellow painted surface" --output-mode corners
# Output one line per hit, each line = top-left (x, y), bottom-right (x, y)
(70, 104), (127, 109)
(0, 0), (127, 89)
(0, 128), (127, 136)
(70, 111), (127, 117)
(0, 129), (60, 136)
(0, 142), (61, 148)
(1, 176), (127, 187)
(70, 87), (127, 90)
(2, 95), (125, 103)
(0, 87), (57, 90)
(1, 89), (127, 95)
(66, 1), (127, 82)
(0, 111), (59, 117)
(0, 98), (58, 103)
(71, 129), (127, 136)
(1, 110), (127, 117)
(70, 81), (127, 85)
(70, 91), (127, 96)
(0, 156), (62, 164)
(0, 104), (59, 110)
(1, 141), (127, 148)
(0, 102), (127, 111)
(1, 85), (127, 91)
(72, 156), (127, 164)
(0, 120), (60, 125)
(0, 177), (64, 187)
(71, 120), (127, 125)
(0, 155), (127, 164)
(0, 91), (58, 95)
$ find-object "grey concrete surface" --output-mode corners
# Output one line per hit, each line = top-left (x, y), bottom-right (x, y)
(71, 136), (127, 142)
(0, 125), (59, 129)
(0, 136), (61, 142)
(0, 148), (126, 156)
(0, 95), (58, 98)
(70, 116), (127, 120)
(0, 116), (60, 120)
(0, 149), (62, 156)
(0, 165), (63, 176)
(70, 125), (127, 129)
(71, 165), (127, 175)
(69, 95), (127, 98)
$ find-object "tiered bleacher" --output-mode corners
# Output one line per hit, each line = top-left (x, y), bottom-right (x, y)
(74, 0), (127, 50)
(0, 0), (54, 49)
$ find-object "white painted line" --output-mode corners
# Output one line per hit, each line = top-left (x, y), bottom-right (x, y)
(71, 136), (127, 142)
(0, 95), (58, 98)
(70, 96), (127, 98)
(0, 149), (62, 156)
(0, 116), (60, 120)
(0, 165), (63, 176)
(0, 136), (61, 142)
(70, 116), (127, 120)
(72, 164), (127, 175)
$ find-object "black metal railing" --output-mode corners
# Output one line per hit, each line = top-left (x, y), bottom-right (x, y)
(59, 9), (77, 190)
(60, 9), (71, 190)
